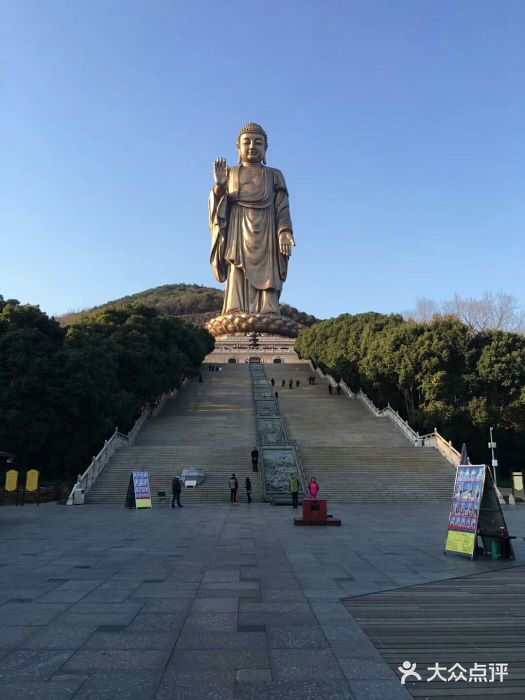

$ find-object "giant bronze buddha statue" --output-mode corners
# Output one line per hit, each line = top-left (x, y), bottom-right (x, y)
(207, 123), (298, 338)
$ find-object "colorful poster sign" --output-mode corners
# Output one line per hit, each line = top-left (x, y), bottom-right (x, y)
(445, 465), (486, 558)
(132, 470), (152, 508)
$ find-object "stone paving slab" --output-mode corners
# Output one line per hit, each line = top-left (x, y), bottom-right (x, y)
(0, 676), (89, 700)
(73, 671), (162, 700)
(0, 501), (523, 699)
(18, 625), (99, 650)
(63, 648), (171, 671)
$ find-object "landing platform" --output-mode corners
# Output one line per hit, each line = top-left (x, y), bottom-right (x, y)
(204, 334), (308, 364)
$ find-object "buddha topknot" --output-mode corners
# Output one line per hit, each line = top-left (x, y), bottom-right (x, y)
(237, 123), (268, 147)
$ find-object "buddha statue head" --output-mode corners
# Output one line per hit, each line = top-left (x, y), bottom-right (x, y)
(237, 123), (268, 165)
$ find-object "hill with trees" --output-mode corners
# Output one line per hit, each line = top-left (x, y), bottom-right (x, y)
(58, 284), (320, 328)
(296, 312), (525, 480)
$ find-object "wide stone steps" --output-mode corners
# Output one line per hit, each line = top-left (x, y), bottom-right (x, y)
(87, 359), (456, 505)
(88, 364), (259, 505)
(266, 364), (455, 501)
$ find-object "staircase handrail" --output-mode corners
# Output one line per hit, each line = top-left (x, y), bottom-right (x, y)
(66, 425), (131, 504)
(338, 379), (355, 398)
(326, 373), (338, 387)
(431, 429), (461, 467)
(309, 361), (354, 397)
(126, 409), (150, 446)
(314, 365), (333, 383)
(379, 405), (420, 443)
(66, 386), (178, 504)
(151, 387), (179, 417)
(357, 389), (420, 442)
(356, 390), (460, 468)
(356, 389), (383, 417)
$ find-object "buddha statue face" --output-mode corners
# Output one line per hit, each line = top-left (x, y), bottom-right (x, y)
(238, 131), (267, 165)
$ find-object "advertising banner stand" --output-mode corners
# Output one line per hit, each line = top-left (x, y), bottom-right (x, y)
(445, 464), (515, 560)
(124, 470), (152, 509)
(477, 467), (515, 560)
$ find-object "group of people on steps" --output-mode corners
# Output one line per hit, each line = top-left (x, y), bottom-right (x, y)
(171, 471), (319, 507)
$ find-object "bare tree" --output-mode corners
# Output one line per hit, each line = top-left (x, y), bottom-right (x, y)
(404, 297), (440, 324)
(405, 291), (524, 333)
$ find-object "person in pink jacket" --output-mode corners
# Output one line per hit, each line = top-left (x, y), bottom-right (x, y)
(308, 477), (319, 499)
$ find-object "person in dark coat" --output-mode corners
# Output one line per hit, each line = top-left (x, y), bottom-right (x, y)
(251, 448), (259, 472)
(271, 378), (275, 387)
(281, 379), (285, 387)
(229, 473), (239, 502)
(171, 476), (183, 508)
(245, 477), (252, 503)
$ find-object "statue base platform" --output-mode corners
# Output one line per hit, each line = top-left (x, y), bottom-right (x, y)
(294, 499), (342, 526)
(206, 313), (299, 338)
(204, 334), (308, 365)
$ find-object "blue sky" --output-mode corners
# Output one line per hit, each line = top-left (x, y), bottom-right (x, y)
(1, 0), (524, 319)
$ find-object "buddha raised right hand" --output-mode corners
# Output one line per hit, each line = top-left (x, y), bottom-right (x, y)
(213, 158), (228, 191)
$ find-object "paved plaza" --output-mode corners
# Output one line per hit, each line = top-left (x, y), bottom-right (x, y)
(0, 501), (523, 699)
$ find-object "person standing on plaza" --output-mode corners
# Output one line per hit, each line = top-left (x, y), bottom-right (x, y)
(289, 473), (300, 509)
(308, 477), (319, 499)
(271, 378), (275, 387)
(245, 477), (252, 503)
(229, 473), (239, 503)
(171, 476), (183, 508)
(275, 391), (279, 400)
(251, 448), (259, 472)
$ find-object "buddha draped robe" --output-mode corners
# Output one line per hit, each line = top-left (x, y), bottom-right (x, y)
(209, 165), (293, 315)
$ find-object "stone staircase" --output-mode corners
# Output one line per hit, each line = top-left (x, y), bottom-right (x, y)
(87, 364), (261, 505)
(266, 364), (455, 502)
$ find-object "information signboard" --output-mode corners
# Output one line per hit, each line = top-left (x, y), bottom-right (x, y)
(131, 470), (152, 508)
(445, 465), (486, 558)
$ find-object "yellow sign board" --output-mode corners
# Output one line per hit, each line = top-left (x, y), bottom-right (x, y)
(25, 469), (39, 492)
(5, 469), (18, 492)
(446, 530), (476, 556)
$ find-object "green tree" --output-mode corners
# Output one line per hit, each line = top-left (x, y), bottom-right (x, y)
(0, 299), (64, 464)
